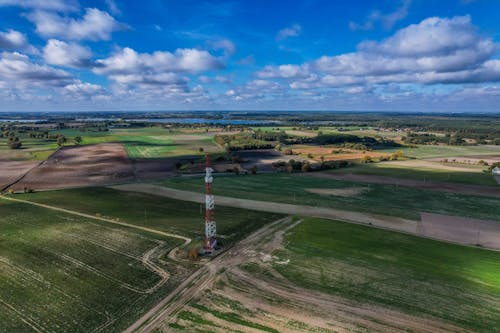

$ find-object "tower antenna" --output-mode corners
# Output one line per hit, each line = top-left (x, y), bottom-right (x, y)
(204, 154), (216, 253)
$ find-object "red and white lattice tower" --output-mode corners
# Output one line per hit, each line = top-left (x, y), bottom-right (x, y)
(204, 154), (217, 252)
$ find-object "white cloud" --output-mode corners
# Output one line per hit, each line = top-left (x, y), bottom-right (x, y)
(28, 8), (125, 41)
(0, 51), (73, 87)
(0, 29), (37, 53)
(63, 80), (108, 99)
(43, 39), (92, 68)
(105, 0), (121, 15)
(349, 0), (410, 31)
(259, 16), (500, 90)
(94, 47), (224, 76)
(0, 0), (79, 12)
(277, 24), (301, 41)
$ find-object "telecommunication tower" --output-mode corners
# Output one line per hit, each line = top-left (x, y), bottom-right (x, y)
(204, 154), (217, 253)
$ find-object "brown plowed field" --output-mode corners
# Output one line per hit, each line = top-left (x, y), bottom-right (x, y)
(11, 143), (135, 191)
(0, 160), (39, 190)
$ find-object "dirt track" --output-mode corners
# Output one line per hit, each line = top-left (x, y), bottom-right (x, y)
(110, 183), (419, 234)
(111, 183), (500, 251)
(126, 217), (466, 333)
(309, 172), (500, 198)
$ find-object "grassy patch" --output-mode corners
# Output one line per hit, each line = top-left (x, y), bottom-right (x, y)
(0, 198), (187, 333)
(275, 217), (500, 332)
(332, 162), (497, 186)
(16, 187), (283, 243)
(159, 173), (500, 221)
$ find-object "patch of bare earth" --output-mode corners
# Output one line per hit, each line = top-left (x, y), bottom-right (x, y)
(306, 187), (370, 197)
(11, 143), (135, 191)
(165, 218), (464, 333)
(310, 172), (500, 198)
(419, 212), (500, 250)
(0, 160), (39, 190)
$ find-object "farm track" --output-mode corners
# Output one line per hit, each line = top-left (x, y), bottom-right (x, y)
(112, 183), (500, 250)
(309, 172), (500, 198)
(126, 216), (467, 333)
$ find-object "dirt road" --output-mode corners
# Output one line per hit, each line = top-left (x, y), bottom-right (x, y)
(122, 216), (295, 333)
(111, 183), (500, 251)
(309, 172), (500, 198)
(110, 183), (419, 234)
(126, 216), (466, 333)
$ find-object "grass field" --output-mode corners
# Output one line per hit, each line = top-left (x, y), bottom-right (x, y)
(274, 217), (500, 332)
(332, 160), (498, 186)
(17, 187), (283, 242)
(0, 197), (188, 333)
(159, 173), (500, 221)
(0, 139), (58, 161)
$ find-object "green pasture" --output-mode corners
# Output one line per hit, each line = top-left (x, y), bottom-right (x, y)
(275, 217), (500, 332)
(0, 197), (187, 333)
(159, 173), (500, 221)
(17, 187), (283, 242)
(332, 161), (497, 186)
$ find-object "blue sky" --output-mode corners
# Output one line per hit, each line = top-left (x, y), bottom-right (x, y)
(0, 0), (499, 112)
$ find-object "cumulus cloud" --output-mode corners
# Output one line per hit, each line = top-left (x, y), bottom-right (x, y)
(0, 51), (73, 87)
(258, 16), (500, 90)
(0, 0), (79, 12)
(43, 39), (92, 68)
(276, 24), (301, 41)
(63, 80), (108, 99)
(27, 8), (126, 41)
(350, 0), (410, 31)
(94, 47), (224, 76)
(0, 29), (37, 53)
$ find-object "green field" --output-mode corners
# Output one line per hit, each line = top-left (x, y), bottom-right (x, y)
(332, 161), (497, 186)
(0, 139), (58, 161)
(0, 197), (187, 333)
(159, 173), (500, 221)
(274, 217), (500, 332)
(17, 187), (283, 242)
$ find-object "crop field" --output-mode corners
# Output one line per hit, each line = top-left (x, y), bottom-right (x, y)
(379, 144), (500, 159)
(0, 197), (189, 333)
(17, 187), (283, 242)
(273, 217), (500, 332)
(111, 128), (221, 159)
(0, 138), (57, 161)
(159, 173), (500, 221)
(332, 159), (497, 186)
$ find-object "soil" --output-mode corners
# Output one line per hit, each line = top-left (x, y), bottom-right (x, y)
(10, 143), (135, 191)
(0, 160), (39, 190)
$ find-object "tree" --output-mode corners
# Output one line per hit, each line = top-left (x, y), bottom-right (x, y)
(74, 136), (82, 145)
(233, 166), (240, 175)
(250, 165), (257, 174)
(198, 147), (204, 152)
(362, 155), (373, 163)
(8, 136), (22, 149)
(57, 135), (66, 147)
(301, 162), (311, 172)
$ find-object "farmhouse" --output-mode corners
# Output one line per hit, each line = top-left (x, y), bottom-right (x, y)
(493, 166), (500, 175)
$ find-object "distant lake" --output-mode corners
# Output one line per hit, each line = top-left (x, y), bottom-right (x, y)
(129, 118), (281, 125)
(0, 119), (40, 123)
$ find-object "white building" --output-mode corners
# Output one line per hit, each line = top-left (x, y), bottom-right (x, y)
(493, 166), (500, 175)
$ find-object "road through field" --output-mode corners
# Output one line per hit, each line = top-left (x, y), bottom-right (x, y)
(111, 183), (500, 250)
(110, 183), (419, 233)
